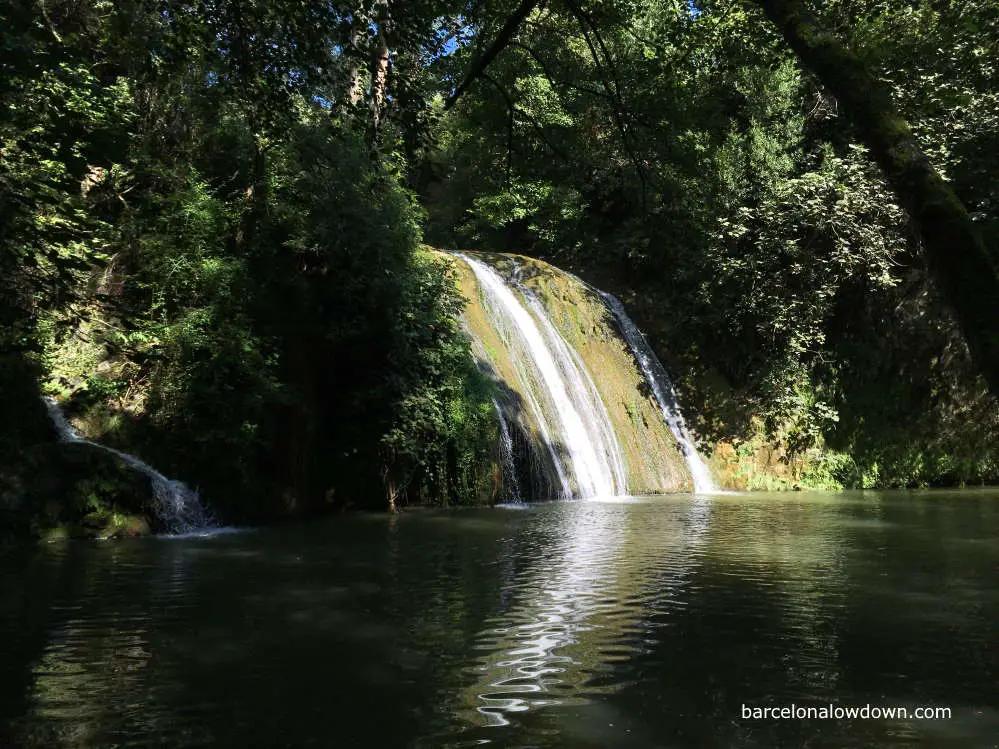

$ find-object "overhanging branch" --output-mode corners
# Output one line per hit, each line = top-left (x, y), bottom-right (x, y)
(445, 0), (543, 110)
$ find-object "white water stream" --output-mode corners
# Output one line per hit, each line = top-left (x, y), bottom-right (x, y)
(43, 398), (215, 534)
(493, 399), (522, 503)
(600, 293), (717, 493)
(458, 254), (626, 498)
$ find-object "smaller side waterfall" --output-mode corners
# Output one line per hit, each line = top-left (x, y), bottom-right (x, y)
(493, 400), (522, 503)
(43, 398), (215, 534)
(600, 294), (718, 493)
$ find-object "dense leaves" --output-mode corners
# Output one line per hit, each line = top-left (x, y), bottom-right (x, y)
(2, 0), (500, 530)
(3, 0), (998, 537)
(422, 0), (999, 487)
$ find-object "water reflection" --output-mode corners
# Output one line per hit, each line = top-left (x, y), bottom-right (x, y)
(464, 496), (713, 729)
(1, 492), (998, 748)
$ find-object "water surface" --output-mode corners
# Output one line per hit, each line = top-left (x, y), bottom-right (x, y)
(2, 491), (997, 748)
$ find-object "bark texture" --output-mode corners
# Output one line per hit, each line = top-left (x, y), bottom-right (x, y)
(753, 0), (999, 394)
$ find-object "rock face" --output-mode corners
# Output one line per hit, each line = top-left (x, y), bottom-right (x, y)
(1, 441), (155, 542)
(452, 252), (693, 497)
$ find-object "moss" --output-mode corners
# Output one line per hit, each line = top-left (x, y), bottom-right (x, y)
(518, 255), (692, 492)
(94, 512), (151, 540)
(452, 251), (692, 494)
(447, 249), (938, 496)
(482, 341), (500, 364)
(2, 441), (157, 544)
(707, 417), (855, 492)
(451, 255), (562, 495)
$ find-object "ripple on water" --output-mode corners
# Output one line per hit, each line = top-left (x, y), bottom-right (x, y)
(2, 492), (998, 748)
(455, 500), (712, 730)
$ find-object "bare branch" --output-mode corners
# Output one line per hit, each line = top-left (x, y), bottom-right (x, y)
(564, 0), (649, 210)
(445, 0), (543, 111)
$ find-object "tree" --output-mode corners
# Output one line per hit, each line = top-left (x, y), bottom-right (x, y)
(423, 0), (999, 486)
(750, 0), (999, 395)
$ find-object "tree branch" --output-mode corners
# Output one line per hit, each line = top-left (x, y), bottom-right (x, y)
(509, 41), (612, 101)
(750, 0), (999, 394)
(482, 73), (515, 182)
(481, 73), (569, 163)
(39, 0), (63, 43)
(445, 0), (543, 110)
(565, 0), (649, 211)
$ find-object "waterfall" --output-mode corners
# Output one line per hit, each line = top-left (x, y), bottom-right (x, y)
(458, 254), (626, 498)
(42, 398), (215, 534)
(599, 293), (718, 493)
(493, 400), (522, 503)
(509, 264), (629, 493)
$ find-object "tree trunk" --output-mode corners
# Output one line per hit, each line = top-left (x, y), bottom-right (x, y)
(370, 37), (390, 129)
(446, 441), (460, 506)
(752, 0), (999, 395)
(346, 9), (366, 106)
(236, 130), (266, 250)
(369, 0), (391, 134)
(382, 463), (400, 513)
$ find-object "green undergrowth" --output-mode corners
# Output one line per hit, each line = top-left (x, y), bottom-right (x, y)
(709, 419), (846, 492)
(17, 120), (502, 532)
(708, 413), (999, 492)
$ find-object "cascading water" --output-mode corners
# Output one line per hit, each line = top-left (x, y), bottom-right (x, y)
(599, 293), (718, 493)
(43, 397), (215, 534)
(509, 264), (629, 494)
(493, 400), (522, 503)
(458, 254), (626, 498)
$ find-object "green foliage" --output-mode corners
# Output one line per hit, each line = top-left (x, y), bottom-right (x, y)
(0, 1), (135, 475)
(381, 251), (499, 506)
(5, 0), (500, 530)
(5, 0), (999, 537)
(422, 0), (999, 488)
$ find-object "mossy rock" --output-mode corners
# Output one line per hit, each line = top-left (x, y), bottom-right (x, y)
(450, 250), (693, 495)
(1, 441), (156, 543)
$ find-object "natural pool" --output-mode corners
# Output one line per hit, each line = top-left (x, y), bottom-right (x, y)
(2, 490), (997, 748)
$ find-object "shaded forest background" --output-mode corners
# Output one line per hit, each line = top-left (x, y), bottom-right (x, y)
(1, 0), (997, 537)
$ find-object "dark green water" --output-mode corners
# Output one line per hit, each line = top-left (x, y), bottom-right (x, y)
(2, 491), (997, 748)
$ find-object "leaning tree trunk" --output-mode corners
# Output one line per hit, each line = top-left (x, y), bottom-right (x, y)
(369, 0), (392, 136)
(752, 0), (999, 395)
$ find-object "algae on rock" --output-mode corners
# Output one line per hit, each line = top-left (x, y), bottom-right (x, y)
(452, 251), (693, 496)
